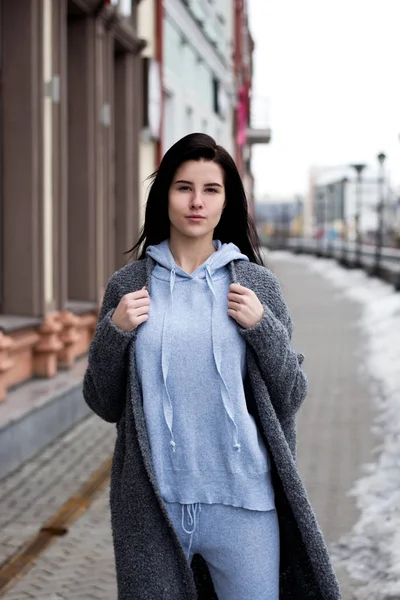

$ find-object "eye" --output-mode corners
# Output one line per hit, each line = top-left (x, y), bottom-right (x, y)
(205, 187), (219, 193)
(178, 185), (191, 191)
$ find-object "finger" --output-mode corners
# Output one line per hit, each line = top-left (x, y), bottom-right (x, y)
(129, 297), (150, 308)
(229, 283), (248, 294)
(129, 305), (150, 317)
(227, 292), (247, 304)
(125, 289), (149, 301)
(227, 301), (240, 310)
(135, 313), (149, 326)
(134, 287), (149, 297)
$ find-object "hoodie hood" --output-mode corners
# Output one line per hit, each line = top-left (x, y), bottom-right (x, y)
(145, 239), (249, 454)
(146, 238), (248, 283)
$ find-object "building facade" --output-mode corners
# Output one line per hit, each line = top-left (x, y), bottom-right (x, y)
(0, 0), (145, 403)
(156, 0), (270, 218)
(161, 0), (235, 155)
(233, 0), (271, 217)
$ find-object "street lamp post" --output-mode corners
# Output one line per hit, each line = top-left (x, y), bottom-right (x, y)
(295, 195), (303, 253)
(323, 185), (329, 256)
(350, 163), (366, 267)
(316, 188), (324, 256)
(340, 177), (349, 264)
(373, 152), (386, 274)
(327, 183), (335, 256)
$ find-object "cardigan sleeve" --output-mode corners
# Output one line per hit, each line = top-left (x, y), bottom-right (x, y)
(82, 276), (135, 423)
(238, 273), (307, 420)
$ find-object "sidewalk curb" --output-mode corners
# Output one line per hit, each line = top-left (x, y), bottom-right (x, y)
(0, 383), (91, 480)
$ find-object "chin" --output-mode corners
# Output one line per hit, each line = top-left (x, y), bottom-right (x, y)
(172, 221), (209, 236)
(184, 229), (210, 239)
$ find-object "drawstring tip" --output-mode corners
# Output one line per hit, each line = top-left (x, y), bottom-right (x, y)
(233, 442), (241, 452)
(170, 440), (176, 452)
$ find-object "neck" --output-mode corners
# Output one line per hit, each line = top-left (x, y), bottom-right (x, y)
(168, 232), (217, 274)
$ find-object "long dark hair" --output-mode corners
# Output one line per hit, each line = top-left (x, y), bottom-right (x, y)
(128, 133), (264, 265)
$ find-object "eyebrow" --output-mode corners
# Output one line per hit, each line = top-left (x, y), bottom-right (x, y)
(174, 179), (223, 187)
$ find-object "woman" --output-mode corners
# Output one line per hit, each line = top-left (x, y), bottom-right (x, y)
(83, 133), (341, 599)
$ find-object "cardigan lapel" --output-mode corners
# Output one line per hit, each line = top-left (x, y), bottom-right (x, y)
(127, 257), (167, 502)
(145, 254), (156, 293)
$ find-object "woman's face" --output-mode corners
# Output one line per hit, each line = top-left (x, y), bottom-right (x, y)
(168, 159), (226, 241)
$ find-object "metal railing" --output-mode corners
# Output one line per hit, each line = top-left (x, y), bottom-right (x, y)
(275, 237), (400, 291)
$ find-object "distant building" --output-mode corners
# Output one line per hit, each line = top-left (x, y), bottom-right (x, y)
(306, 164), (398, 243)
(255, 197), (304, 240)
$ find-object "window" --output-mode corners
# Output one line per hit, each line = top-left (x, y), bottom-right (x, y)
(164, 20), (181, 75)
(163, 92), (175, 152)
(195, 62), (212, 110)
(142, 58), (162, 140)
(212, 77), (219, 115)
(186, 107), (194, 134)
(212, 77), (227, 119)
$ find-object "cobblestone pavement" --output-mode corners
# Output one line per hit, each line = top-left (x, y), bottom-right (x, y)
(0, 414), (116, 571)
(2, 252), (377, 599)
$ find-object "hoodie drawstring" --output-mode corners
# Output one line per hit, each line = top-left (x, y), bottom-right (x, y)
(205, 265), (241, 452)
(161, 267), (177, 451)
(181, 503), (201, 560)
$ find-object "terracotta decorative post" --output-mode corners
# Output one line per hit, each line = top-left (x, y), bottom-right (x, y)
(73, 313), (98, 358)
(57, 311), (81, 369)
(33, 314), (64, 378)
(0, 332), (14, 402)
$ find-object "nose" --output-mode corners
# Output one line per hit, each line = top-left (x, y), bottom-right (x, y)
(190, 191), (204, 209)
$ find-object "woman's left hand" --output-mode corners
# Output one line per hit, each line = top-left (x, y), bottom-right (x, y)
(227, 283), (265, 329)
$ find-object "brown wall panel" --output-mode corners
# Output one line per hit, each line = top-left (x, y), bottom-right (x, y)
(2, 1), (45, 316)
(67, 16), (97, 302)
(114, 51), (141, 271)
(104, 30), (115, 280)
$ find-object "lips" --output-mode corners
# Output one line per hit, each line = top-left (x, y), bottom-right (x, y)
(186, 216), (205, 219)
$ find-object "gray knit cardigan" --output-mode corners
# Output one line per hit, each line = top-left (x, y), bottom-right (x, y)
(83, 255), (342, 600)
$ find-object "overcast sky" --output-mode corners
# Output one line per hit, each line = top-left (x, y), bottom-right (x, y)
(248, 0), (400, 202)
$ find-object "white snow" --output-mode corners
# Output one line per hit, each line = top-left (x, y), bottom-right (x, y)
(271, 251), (400, 599)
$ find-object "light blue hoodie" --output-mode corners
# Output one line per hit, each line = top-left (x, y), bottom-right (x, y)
(135, 239), (275, 510)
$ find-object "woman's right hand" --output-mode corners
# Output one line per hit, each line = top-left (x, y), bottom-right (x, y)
(111, 286), (150, 332)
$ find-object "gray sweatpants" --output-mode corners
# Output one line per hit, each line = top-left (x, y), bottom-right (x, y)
(164, 501), (280, 600)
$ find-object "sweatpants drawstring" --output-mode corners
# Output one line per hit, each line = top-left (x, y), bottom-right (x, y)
(181, 503), (201, 560)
